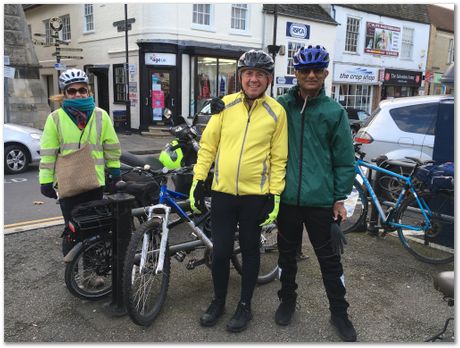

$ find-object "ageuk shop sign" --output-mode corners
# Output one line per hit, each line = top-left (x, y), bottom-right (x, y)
(286, 22), (310, 39)
(145, 53), (176, 66)
(333, 64), (379, 84)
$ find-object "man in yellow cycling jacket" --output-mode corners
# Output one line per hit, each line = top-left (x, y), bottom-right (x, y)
(190, 50), (288, 333)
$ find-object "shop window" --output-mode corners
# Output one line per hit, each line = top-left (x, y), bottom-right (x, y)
(401, 27), (414, 59)
(113, 64), (127, 103)
(286, 42), (304, 75)
(335, 83), (371, 112)
(231, 4), (248, 31)
(194, 56), (237, 113)
(193, 4), (212, 26)
(345, 16), (360, 53)
(447, 38), (454, 64)
(390, 103), (437, 135)
(84, 4), (94, 32)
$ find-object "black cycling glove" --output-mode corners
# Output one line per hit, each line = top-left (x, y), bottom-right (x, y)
(210, 97), (225, 114)
(330, 216), (347, 256)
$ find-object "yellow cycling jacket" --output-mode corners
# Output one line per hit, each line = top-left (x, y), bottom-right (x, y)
(193, 91), (288, 196)
(39, 107), (121, 186)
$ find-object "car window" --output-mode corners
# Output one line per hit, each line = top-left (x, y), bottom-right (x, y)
(389, 103), (438, 135)
(357, 111), (369, 121)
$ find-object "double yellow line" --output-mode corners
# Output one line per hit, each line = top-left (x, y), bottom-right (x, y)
(4, 216), (64, 234)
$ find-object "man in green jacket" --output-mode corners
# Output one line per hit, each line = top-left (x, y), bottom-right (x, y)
(274, 45), (357, 341)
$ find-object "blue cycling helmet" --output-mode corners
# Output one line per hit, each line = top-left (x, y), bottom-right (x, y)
(293, 45), (330, 70)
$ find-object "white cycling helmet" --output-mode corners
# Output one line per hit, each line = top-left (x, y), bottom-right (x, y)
(59, 68), (89, 90)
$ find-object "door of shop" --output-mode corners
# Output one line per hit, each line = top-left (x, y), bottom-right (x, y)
(144, 68), (177, 126)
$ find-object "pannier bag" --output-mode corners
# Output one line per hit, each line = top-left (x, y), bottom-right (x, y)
(415, 162), (454, 192)
(69, 199), (113, 241)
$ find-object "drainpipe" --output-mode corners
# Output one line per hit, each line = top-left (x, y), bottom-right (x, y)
(270, 4), (278, 97)
(124, 4), (131, 132)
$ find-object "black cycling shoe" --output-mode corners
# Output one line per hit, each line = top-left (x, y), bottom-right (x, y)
(226, 302), (253, 333)
(330, 313), (357, 342)
(275, 294), (297, 326)
(200, 298), (225, 327)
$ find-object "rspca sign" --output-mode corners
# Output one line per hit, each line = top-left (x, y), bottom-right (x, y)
(286, 22), (310, 39)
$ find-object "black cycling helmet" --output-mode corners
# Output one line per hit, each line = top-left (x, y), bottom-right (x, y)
(237, 49), (274, 74)
(293, 45), (330, 70)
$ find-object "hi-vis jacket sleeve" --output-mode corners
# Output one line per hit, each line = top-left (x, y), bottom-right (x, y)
(101, 113), (121, 170)
(269, 107), (288, 196)
(193, 113), (222, 182)
(39, 115), (60, 184)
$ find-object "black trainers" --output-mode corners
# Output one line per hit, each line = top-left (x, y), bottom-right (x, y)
(200, 298), (225, 327)
(330, 313), (357, 342)
(275, 294), (297, 326)
(226, 302), (253, 333)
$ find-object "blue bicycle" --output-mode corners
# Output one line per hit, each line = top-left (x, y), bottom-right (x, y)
(341, 144), (454, 264)
(121, 166), (279, 326)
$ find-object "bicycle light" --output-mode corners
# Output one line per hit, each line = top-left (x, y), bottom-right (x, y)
(68, 221), (76, 233)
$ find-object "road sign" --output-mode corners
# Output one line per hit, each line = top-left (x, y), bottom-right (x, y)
(34, 33), (47, 37)
(54, 39), (69, 45)
(54, 63), (67, 70)
(49, 17), (63, 31)
(57, 47), (83, 52)
(4, 66), (15, 79)
(32, 38), (51, 46)
(55, 55), (84, 60)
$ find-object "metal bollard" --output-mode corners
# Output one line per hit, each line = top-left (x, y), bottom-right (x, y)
(107, 181), (135, 316)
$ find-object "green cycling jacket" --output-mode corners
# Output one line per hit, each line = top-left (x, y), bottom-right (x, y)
(277, 85), (355, 207)
(39, 107), (121, 186)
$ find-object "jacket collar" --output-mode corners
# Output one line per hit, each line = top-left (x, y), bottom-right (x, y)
(287, 85), (326, 106)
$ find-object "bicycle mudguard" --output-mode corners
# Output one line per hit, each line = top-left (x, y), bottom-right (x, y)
(63, 241), (83, 263)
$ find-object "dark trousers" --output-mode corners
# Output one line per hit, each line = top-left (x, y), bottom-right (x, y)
(277, 203), (349, 315)
(210, 190), (267, 305)
(59, 187), (104, 255)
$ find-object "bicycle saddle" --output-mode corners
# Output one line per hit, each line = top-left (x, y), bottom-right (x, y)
(121, 151), (164, 170)
(434, 271), (454, 299)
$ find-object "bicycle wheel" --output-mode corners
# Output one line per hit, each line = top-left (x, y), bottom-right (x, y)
(122, 218), (170, 326)
(341, 179), (368, 234)
(231, 223), (279, 285)
(64, 235), (112, 301)
(396, 191), (454, 264)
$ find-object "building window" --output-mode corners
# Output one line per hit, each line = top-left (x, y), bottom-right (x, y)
(193, 4), (211, 26)
(401, 27), (414, 59)
(84, 4), (94, 32)
(113, 64), (127, 103)
(287, 42), (304, 75)
(333, 84), (372, 113)
(345, 16), (360, 53)
(447, 38), (454, 64)
(231, 4), (248, 31)
(43, 19), (52, 45)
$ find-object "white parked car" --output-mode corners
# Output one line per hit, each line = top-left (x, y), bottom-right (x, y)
(354, 95), (454, 162)
(4, 123), (43, 174)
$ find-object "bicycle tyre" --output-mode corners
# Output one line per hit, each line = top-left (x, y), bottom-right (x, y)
(341, 179), (368, 234)
(64, 235), (112, 301)
(122, 218), (170, 326)
(396, 191), (454, 264)
(231, 223), (279, 285)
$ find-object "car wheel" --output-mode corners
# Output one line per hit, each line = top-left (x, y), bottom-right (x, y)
(5, 144), (30, 174)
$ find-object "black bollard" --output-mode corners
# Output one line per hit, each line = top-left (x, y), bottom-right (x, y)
(107, 180), (135, 316)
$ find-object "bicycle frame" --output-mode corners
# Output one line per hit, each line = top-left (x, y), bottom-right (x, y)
(355, 159), (433, 232)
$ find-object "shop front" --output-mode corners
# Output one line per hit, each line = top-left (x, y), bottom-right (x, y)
(331, 64), (379, 114)
(137, 41), (246, 131)
(381, 68), (422, 99)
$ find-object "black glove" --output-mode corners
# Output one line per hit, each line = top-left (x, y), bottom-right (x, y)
(330, 216), (347, 256)
(190, 180), (206, 214)
(41, 183), (58, 199)
(210, 97), (225, 114)
(108, 176), (122, 194)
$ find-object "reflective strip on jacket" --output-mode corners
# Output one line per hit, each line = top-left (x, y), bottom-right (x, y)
(39, 107), (121, 186)
(193, 91), (288, 196)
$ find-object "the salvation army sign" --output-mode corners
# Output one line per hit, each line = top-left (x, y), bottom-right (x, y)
(145, 53), (176, 66)
(286, 22), (310, 39)
(334, 64), (379, 84)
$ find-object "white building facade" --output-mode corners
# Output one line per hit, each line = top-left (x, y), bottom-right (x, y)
(322, 5), (430, 113)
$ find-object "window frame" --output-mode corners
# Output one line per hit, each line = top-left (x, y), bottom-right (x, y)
(286, 41), (304, 75)
(191, 4), (215, 31)
(447, 38), (454, 64)
(389, 102), (438, 135)
(230, 4), (249, 34)
(83, 4), (94, 33)
(344, 16), (361, 53)
(400, 27), (414, 60)
(113, 63), (127, 104)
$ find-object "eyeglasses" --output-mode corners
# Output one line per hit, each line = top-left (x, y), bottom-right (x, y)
(297, 68), (325, 76)
(241, 70), (269, 80)
(66, 87), (89, 96)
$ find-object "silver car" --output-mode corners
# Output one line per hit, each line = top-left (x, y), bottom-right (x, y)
(354, 95), (454, 162)
(4, 123), (43, 174)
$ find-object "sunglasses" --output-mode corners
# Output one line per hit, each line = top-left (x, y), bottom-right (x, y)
(66, 87), (89, 95)
(297, 68), (325, 76)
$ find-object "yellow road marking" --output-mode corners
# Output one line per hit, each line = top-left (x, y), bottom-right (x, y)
(5, 216), (63, 228)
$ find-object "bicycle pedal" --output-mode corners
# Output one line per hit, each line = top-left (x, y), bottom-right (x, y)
(174, 251), (186, 262)
(186, 258), (206, 270)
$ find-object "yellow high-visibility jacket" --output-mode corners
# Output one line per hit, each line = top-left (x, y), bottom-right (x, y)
(193, 91), (288, 196)
(39, 107), (121, 186)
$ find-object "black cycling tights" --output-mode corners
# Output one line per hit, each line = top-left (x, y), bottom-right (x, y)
(210, 191), (267, 305)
